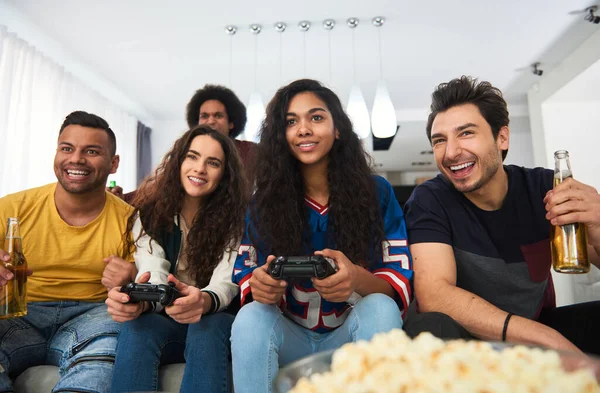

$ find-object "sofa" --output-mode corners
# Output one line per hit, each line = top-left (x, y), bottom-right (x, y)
(14, 364), (185, 393)
(15, 267), (600, 393)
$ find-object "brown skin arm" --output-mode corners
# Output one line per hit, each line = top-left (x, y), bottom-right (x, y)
(412, 242), (580, 353)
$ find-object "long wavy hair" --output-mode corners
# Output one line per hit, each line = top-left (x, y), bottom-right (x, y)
(126, 125), (248, 287)
(250, 79), (385, 266)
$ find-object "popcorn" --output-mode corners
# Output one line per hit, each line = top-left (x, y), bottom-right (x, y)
(289, 330), (600, 393)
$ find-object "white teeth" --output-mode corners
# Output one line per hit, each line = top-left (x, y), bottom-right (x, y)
(299, 143), (316, 147)
(450, 162), (474, 171)
(188, 176), (206, 184)
(67, 169), (90, 176)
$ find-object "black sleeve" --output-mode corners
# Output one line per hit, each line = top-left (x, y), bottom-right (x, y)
(404, 184), (453, 246)
(528, 167), (553, 199)
(542, 168), (553, 194)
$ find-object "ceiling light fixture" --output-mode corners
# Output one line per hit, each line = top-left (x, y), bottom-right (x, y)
(531, 62), (543, 76)
(585, 6), (600, 24)
(245, 24), (265, 143)
(569, 5), (600, 24)
(275, 22), (287, 84)
(225, 25), (236, 87)
(371, 16), (397, 139)
(345, 17), (370, 140)
(298, 21), (311, 76)
(323, 19), (335, 85)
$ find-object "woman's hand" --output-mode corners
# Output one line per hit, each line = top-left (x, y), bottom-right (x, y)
(312, 249), (358, 303)
(249, 255), (288, 304)
(165, 274), (208, 324)
(105, 271), (150, 322)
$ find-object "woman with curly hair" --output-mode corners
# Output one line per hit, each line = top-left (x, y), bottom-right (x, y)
(106, 125), (248, 393)
(230, 79), (414, 393)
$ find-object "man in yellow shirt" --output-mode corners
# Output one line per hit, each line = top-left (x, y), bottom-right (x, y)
(0, 111), (135, 393)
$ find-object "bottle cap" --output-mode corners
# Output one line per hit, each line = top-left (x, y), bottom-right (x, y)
(109, 180), (117, 188)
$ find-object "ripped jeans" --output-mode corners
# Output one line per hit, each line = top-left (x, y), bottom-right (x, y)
(0, 302), (120, 393)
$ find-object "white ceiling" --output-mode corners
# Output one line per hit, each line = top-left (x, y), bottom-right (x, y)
(6, 0), (599, 171)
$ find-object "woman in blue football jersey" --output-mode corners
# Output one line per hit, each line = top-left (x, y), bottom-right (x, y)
(231, 79), (414, 393)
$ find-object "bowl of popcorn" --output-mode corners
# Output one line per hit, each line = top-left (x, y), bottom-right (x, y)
(274, 329), (600, 393)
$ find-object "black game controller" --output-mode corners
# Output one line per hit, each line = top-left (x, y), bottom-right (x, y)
(268, 255), (337, 280)
(120, 282), (182, 306)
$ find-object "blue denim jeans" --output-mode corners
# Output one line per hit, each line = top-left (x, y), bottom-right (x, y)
(0, 302), (120, 393)
(111, 311), (234, 393)
(230, 293), (403, 393)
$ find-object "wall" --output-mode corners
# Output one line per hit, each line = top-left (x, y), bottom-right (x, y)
(541, 100), (600, 187)
(150, 120), (189, 168)
(505, 116), (535, 168)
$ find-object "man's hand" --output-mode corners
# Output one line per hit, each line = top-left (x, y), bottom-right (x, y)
(0, 249), (33, 286)
(106, 185), (124, 200)
(545, 178), (600, 248)
(105, 271), (150, 323)
(249, 255), (287, 305)
(102, 255), (136, 290)
(165, 274), (206, 324)
(312, 249), (357, 303)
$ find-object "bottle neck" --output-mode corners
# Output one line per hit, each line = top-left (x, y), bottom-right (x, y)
(4, 218), (23, 253)
(554, 156), (572, 184)
(3, 237), (23, 254)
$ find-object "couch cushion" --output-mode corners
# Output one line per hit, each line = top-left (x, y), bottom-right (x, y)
(159, 363), (186, 392)
(14, 364), (186, 393)
(14, 366), (59, 393)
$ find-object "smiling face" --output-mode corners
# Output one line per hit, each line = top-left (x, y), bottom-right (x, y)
(285, 92), (338, 168)
(198, 100), (233, 136)
(54, 125), (119, 194)
(430, 103), (509, 194)
(180, 134), (225, 204)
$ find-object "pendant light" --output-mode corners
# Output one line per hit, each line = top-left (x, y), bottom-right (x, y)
(371, 17), (397, 139)
(346, 17), (371, 139)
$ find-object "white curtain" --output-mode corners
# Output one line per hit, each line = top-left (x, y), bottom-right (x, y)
(0, 25), (137, 197)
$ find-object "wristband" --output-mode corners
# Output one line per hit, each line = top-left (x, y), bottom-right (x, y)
(502, 312), (514, 342)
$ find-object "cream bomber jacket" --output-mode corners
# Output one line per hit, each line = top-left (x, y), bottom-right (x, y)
(132, 216), (239, 313)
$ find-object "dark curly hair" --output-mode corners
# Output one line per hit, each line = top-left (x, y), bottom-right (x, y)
(126, 125), (248, 287)
(426, 75), (510, 161)
(249, 79), (385, 266)
(186, 84), (247, 139)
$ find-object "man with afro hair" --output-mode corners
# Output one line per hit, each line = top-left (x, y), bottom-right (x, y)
(186, 84), (256, 171)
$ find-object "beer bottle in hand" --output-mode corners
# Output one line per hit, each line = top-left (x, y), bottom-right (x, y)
(1, 217), (28, 318)
(550, 150), (590, 274)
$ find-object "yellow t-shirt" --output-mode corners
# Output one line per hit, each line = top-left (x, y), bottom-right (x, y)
(0, 183), (133, 302)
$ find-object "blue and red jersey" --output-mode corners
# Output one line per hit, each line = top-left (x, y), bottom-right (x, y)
(233, 175), (413, 333)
